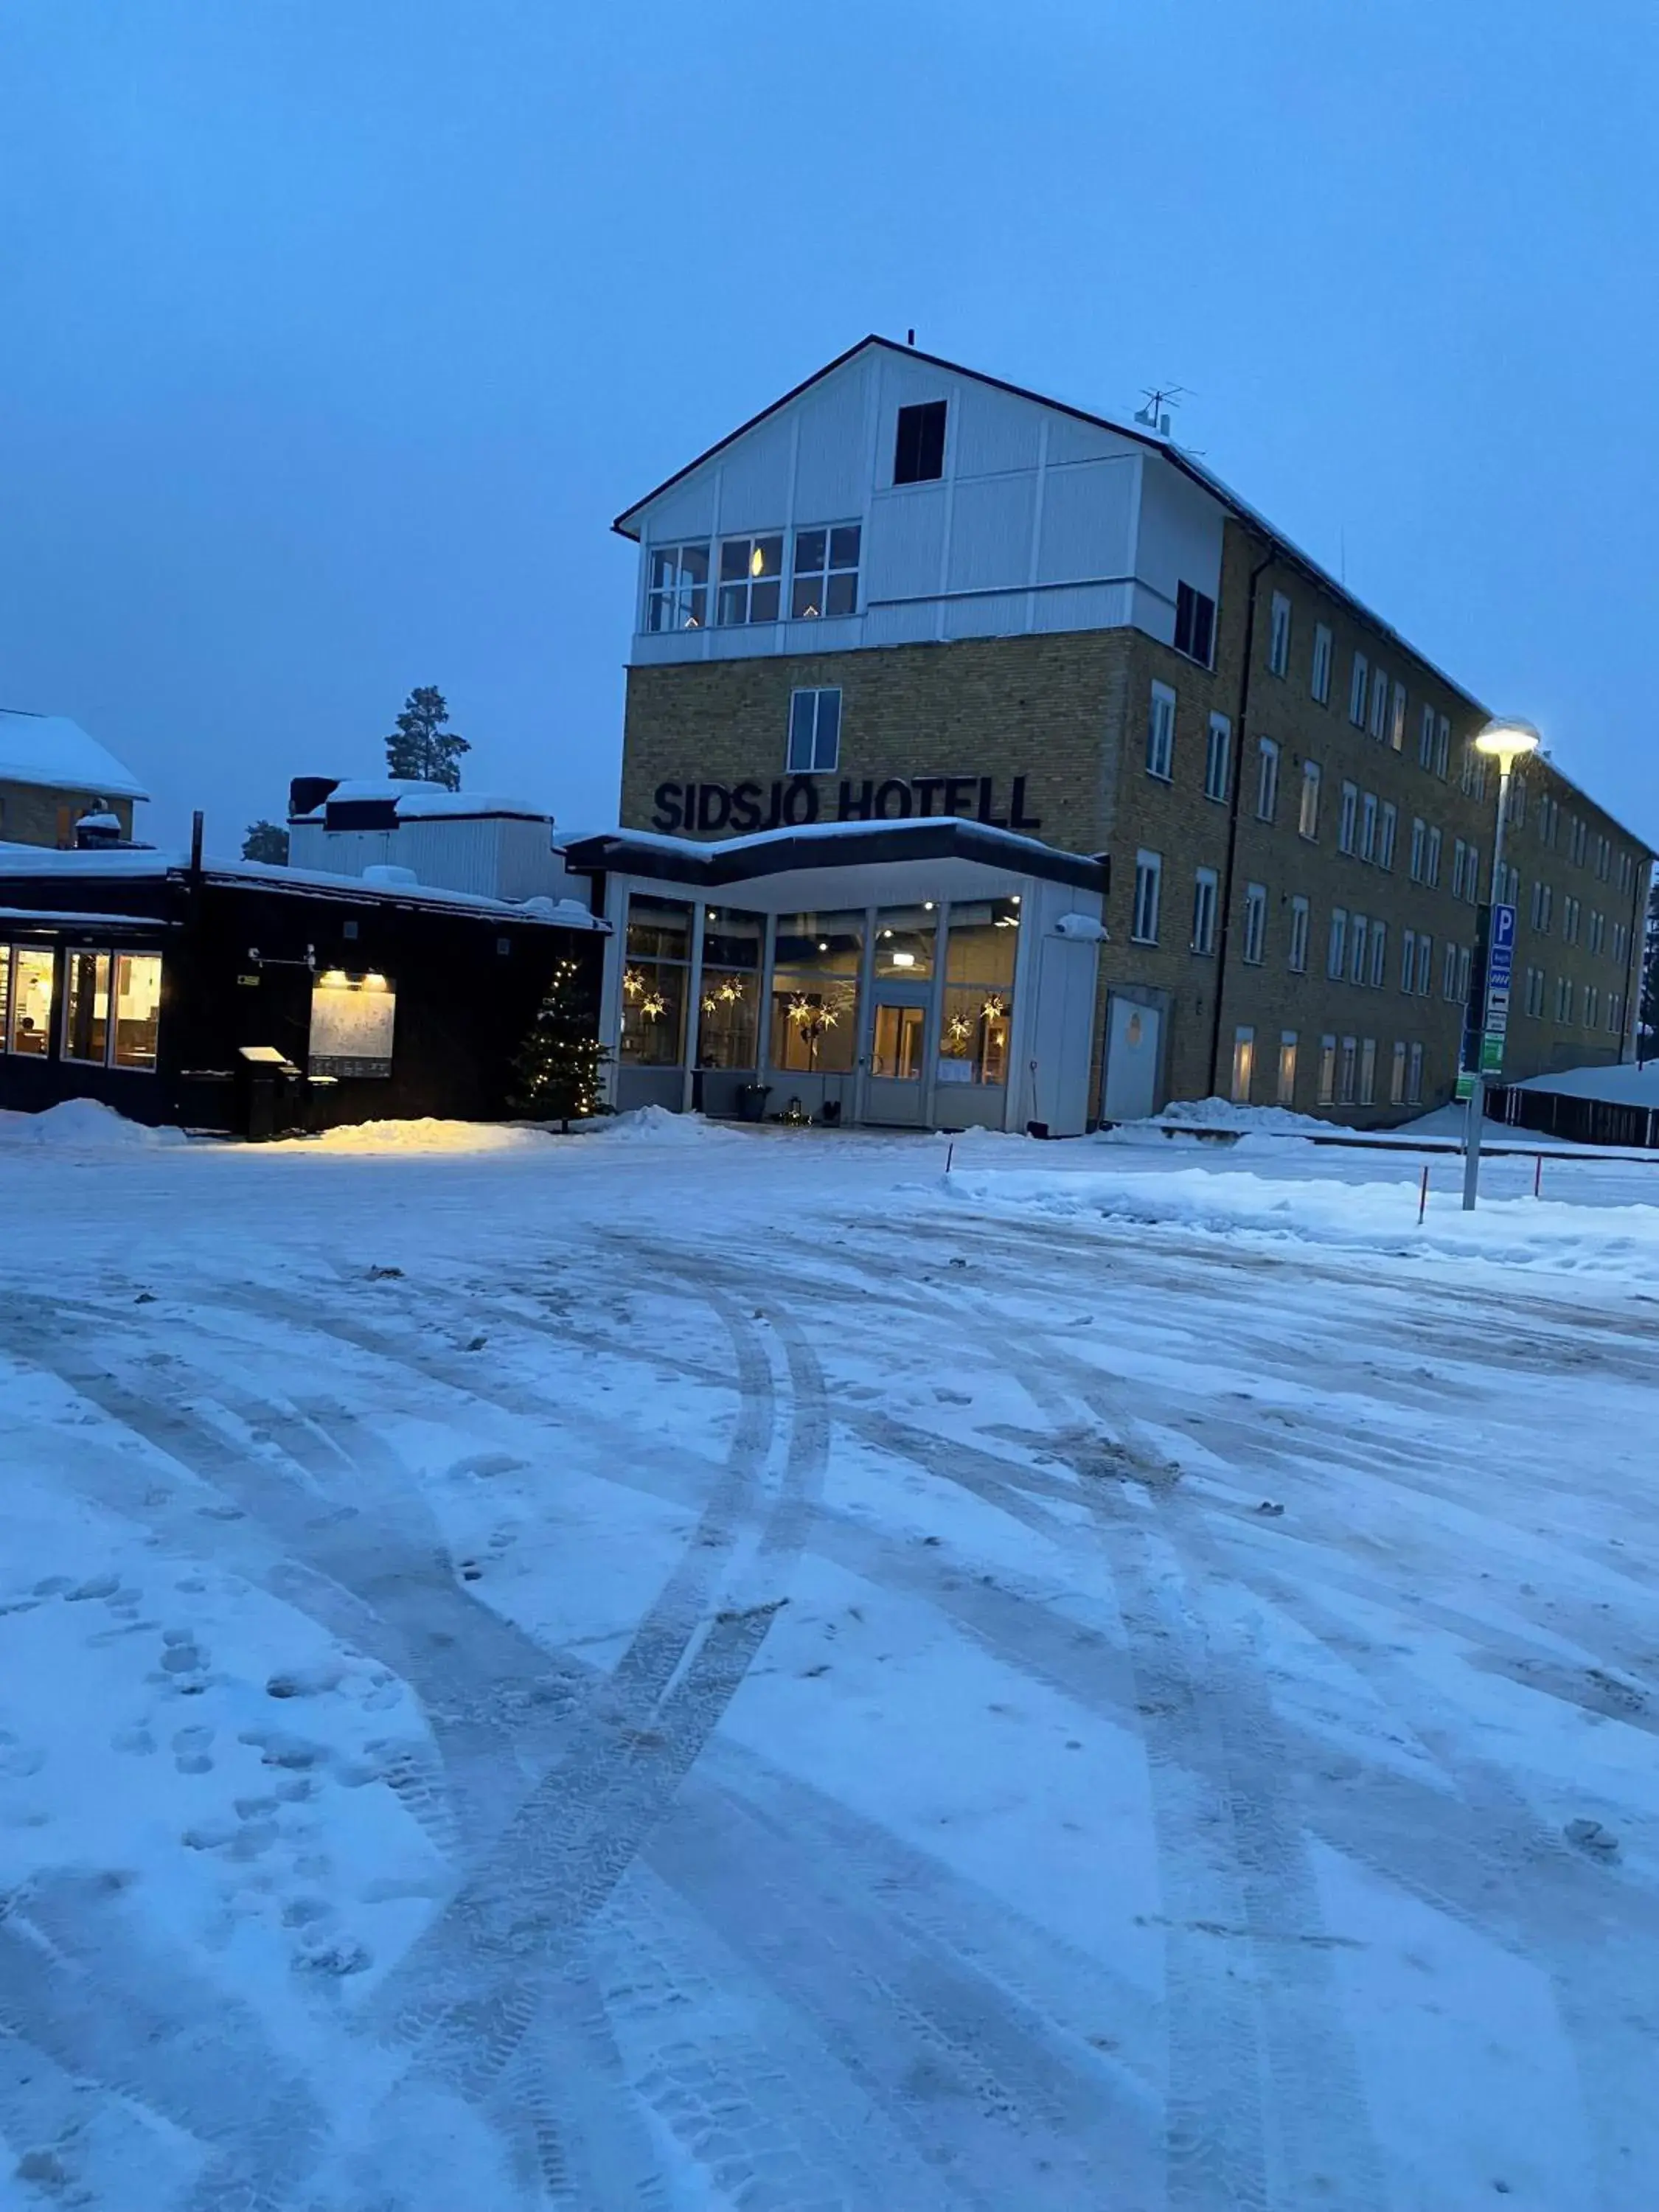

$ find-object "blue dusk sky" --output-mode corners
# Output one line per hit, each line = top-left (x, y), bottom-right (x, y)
(2, 1), (1655, 849)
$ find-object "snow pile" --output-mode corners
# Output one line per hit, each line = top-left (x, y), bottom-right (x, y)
(577, 1104), (745, 1147)
(0, 1099), (186, 1151)
(300, 1117), (555, 1155)
(947, 1161), (1659, 1280)
(1108, 1094), (1331, 1138)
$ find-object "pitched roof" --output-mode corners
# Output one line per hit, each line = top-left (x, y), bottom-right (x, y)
(611, 333), (1484, 712)
(0, 710), (148, 801)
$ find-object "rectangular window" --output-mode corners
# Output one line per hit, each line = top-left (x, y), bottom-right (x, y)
(1407, 1041), (1424, 1104)
(696, 908), (764, 1073)
(893, 400), (947, 485)
(1311, 624), (1332, 703)
(1460, 742), (1475, 797)
(1465, 844), (1481, 903)
(790, 524), (861, 620)
(1349, 652), (1369, 726)
(1132, 850), (1163, 944)
(1370, 919), (1388, 989)
(1360, 791), (1377, 862)
(1369, 667), (1389, 742)
(1507, 776), (1527, 829)
(1317, 1034), (1337, 1107)
(1338, 1035), (1357, 1104)
(1458, 945), (1472, 1002)
(1205, 712), (1231, 801)
(1288, 895), (1310, 973)
(1256, 737), (1280, 821)
(717, 534), (785, 625)
(1389, 1040), (1407, 1104)
(113, 953), (162, 1069)
(1613, 922), (1628, 964)
(1589, 909), (1604, 954)
(62, 950), (111, 1065)
(307, 971), (397, 1079)
(1401, 928), (1416, 992)
(1451, 839), (1467, 900)
(1191, 868), (1218, 955)
(1327, 907), (1347, 979)
(1359, 1037), (1377, 1105)
(1349, 914), (1368, 986)
(1268, 592), (1291, 676)
(772, 911), (865, 1075)
(1299, 760), (1321, 839)
(1426, 827), (1442, 887)
(1390, 681), (1407, 752)
(1416, 935), (1433, 996)
(1173, 582), (1216, 666)
(1539, 883), (1553, 933)
(786, 687), (842, 773)
(1573, 817), (1587, 866)
(1563, 896), (1579, 944)
(1378, 801), (1397, 870)
(645, 541), (710, 633)
(1409, 817), (1426, 881)
(1556, 974), (1573, 1022)
(1585, 983), (1599, 1027)
(1277, 1031), (1298, 1107)
(1242, 882), (1267, 965)
(622, 895), (693, 1067)
(1441, 942), (1459, 1001)
(1418, 704), (1436, 768)
(6, 946), (54, 1055)
(1435, 715), (1451, 779)
(941, 900), (1018, 1087)
(1231, 1026), (1255, 1105)
(1338, 780), (1358, 854)
(1147, 681), (1176, 779)
(1523, 967), (1542, 1018)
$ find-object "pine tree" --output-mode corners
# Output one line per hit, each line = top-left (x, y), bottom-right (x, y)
(511, 958), (611, 1130)
(384, 686), (470, 790)
(242, 819), (290, 863)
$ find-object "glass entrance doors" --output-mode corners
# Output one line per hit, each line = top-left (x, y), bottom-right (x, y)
(862, 905), (938, 1127)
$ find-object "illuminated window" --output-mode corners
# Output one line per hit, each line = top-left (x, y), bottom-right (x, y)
(1277, 1032), (1298, 1106)
(644, 542), (710, 632)
(695, 908), (762, 1074)
(620, 896), (691, 1068)
(1230, 1027), (1254, 1105)
(6, 946), (55, 1056)
(939, 900), (1018, 1088)
(716, 535), (785, 625)
(770, 911), (863, 1074)
(62, 950), (111, 1065)
(790, 526), (860, 619)
(1317, 1034), (1337, 1106)
(113, 954), (162, 1069)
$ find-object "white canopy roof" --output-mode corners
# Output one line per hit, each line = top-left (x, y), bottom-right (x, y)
(0, 711), (148, 801)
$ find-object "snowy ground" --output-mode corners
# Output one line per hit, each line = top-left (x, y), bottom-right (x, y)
(2, 1108), (1658, 2210)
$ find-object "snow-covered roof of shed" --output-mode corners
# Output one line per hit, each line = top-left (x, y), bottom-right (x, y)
(0, 712), (148, 801)
(289, 779), (552, 825)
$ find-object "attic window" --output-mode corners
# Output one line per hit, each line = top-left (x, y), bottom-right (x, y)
(1173, 582), (1215, 667)
(893, 401), (947, 485)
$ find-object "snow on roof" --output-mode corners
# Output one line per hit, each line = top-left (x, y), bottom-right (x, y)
(1512, 1060), (1659, 1110)
(0, 711), (148, 801)
(290, 779), (552, 824)
(0, 844), (605, 928)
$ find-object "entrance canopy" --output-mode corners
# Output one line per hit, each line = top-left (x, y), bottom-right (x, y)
(562, 818), (1109, 1136)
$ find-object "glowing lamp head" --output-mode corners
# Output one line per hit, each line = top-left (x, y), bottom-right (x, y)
(1473, 717), (1541, 767)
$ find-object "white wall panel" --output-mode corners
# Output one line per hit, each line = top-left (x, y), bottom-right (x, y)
(712, 418), (793, 536)
(865, 484), (947, 602)
(942, 591), (1029, 640)
(1044, 414), (1144, 467)
(792, 360), (872, 521)
(642, 477), (717, 545)
(1035, 458), (1137, 583)
(1134, 456), (1224, 610)
(947, 474), (1037, 594)
(861, 602), (939, 646)
(1029, 582), (1135, 633)
(951, 382), (1044, 479)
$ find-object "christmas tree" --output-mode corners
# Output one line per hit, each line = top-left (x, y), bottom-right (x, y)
(511, 958), (611, 1130)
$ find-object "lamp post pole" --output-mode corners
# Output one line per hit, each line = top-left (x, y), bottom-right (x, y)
(1461, 749), (1521, 1212)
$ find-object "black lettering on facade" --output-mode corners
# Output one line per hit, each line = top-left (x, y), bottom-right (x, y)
(783, 778), (820, 827)
(651, 782), (684, 833)
(695, 783), (731, 834)
(976, 775), (1007, 828)
(1009, 776), (1042, 832)
(874, 779), (913, 820)
(910, 775), (944, 816)
(942, 776), (976, 819)
(837, 779), (874, 820)
(728, 780), (764, 832)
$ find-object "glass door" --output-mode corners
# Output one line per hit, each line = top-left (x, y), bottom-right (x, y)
(863, 905), (937, 1127)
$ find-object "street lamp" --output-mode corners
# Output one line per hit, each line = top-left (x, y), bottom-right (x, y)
(1461, 717), (1542, 1211)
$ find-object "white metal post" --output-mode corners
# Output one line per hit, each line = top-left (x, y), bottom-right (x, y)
(1461, 761), (1514, 1211)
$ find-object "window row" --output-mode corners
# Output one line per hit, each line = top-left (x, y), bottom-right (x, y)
(1228, 1021), (1427, 1111)
(1520, 967), (1627, 1033)
(1526, 882), (1627, 956)
(0, 945), (163, 1068)
(644, 526), (862, 633)
(1264, 591), (1457, 784)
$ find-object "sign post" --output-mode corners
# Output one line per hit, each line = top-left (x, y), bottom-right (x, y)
(1461, 897), (1516, 1211)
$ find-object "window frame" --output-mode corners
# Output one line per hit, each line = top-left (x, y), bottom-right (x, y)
(1287, 894), (1310, 973)
(1298, 759), (1321, 841)
(1327, 906), (1348, 980)
(644, 540), (711, 633)
(1267, 592), (1291, 678)
(1173, 582), (1216, 667)
(1230, 1026), (1256, 1106)
(1204, 712), (1231, 803)
(1256, 737), (1280, 822)
(1146, 681), (1176, 781)
(892, 400), (947, 485)
(789, 524), (862, 621)
(785, 687), (843, 775)
(1191, 867), (1218, 956)
(716, 532), (786, 627)
(1311, 624), (1332, 704)
(1338, 780), (1359, 855)
(1349, 652), (1368, 726)
(1131, 849), (1163, 945)
(1242, 881), (1267, 966)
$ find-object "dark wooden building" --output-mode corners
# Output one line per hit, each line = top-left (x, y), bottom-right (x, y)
(0, 836), (605, 1133)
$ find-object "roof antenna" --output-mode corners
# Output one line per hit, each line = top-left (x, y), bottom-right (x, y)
(1133, 383), (1188, 438)
(906, 328), (916, 347)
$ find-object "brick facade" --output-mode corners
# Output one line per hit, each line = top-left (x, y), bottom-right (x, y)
(619, 518), (1652, 1127)
(0, 783), (136, 849)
